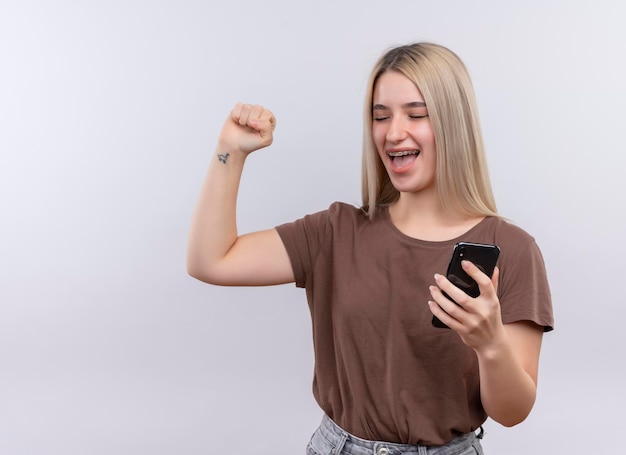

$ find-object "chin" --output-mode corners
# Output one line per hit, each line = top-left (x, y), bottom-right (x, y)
(389, 179), (433, 195)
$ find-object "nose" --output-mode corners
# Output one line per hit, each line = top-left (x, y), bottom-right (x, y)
(386, 116), (407, 143)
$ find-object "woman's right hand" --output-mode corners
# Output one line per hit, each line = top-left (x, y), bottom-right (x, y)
(188, 102), (293, 286)
(218, 103), (276, 156)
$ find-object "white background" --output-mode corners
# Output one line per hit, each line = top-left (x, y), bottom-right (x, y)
(1, 1), (624, 453)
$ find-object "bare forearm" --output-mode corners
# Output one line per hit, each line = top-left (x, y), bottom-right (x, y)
(187, 145), (246, 281)
(476, 335), (537, 427)
(429, 264), (543, 427)
(187, 103), (282, 285)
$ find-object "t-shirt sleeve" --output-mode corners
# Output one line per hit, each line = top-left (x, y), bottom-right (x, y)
(497, 232), (554, 332)
(274, 204), (334, 288)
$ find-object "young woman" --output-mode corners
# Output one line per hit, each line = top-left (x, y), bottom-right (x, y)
(187, 42), (554, 454)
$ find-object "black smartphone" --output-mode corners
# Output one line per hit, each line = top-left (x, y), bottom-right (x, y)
(432, 242), (500, 329)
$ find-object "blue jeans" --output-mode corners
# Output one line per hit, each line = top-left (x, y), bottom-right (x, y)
(306, 415), (484, 455)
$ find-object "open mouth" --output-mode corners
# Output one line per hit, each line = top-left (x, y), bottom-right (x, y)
(387, 150), (420, 168)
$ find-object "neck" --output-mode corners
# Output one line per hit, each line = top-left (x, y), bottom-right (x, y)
(389, 191), (484, 241)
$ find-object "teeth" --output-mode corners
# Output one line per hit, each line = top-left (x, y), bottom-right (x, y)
(388, 150), (419, 157)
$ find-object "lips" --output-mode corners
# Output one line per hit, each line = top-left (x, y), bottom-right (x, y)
(387, 149), (420, 171)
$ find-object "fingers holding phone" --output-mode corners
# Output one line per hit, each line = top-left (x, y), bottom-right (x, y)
(429, 242), (508, 350)
(462, 259), (500, 296)
(429, 242), (501, 333)
(428, 271), (479, 328)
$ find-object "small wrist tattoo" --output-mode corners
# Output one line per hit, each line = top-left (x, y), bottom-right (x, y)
(217, 153), (230, 164)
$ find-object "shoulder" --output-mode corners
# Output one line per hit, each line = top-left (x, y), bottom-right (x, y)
(480, 217), (550, 289)
(480, 217), (538, 249)
(326, 201), (367, 223)
(275, 201), (366, 239)
(473, 216), (548, 274)
(482, 218), (553, 330)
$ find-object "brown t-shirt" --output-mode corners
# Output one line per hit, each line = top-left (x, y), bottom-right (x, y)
(276, 202), (553, 446)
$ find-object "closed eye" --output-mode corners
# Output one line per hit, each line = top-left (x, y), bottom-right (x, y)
(374, 114), (428, 122)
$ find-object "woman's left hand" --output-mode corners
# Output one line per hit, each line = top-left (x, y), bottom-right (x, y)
(428, 261), (505, 351)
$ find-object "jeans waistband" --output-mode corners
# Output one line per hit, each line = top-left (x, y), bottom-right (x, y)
(316, 414), (481, 455)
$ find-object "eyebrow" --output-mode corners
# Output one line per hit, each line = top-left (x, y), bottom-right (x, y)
(372, 101), (427, 110)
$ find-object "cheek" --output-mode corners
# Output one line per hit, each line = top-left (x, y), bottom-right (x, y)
(372, 125), (385, 150)
(417, 123), (435, 146)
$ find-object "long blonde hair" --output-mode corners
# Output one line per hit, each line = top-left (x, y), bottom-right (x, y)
(361, 42), (498, 219)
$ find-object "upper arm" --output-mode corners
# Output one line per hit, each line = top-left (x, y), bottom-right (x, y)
(189, 228), (295, 286)
(504, 321), (544, 385)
